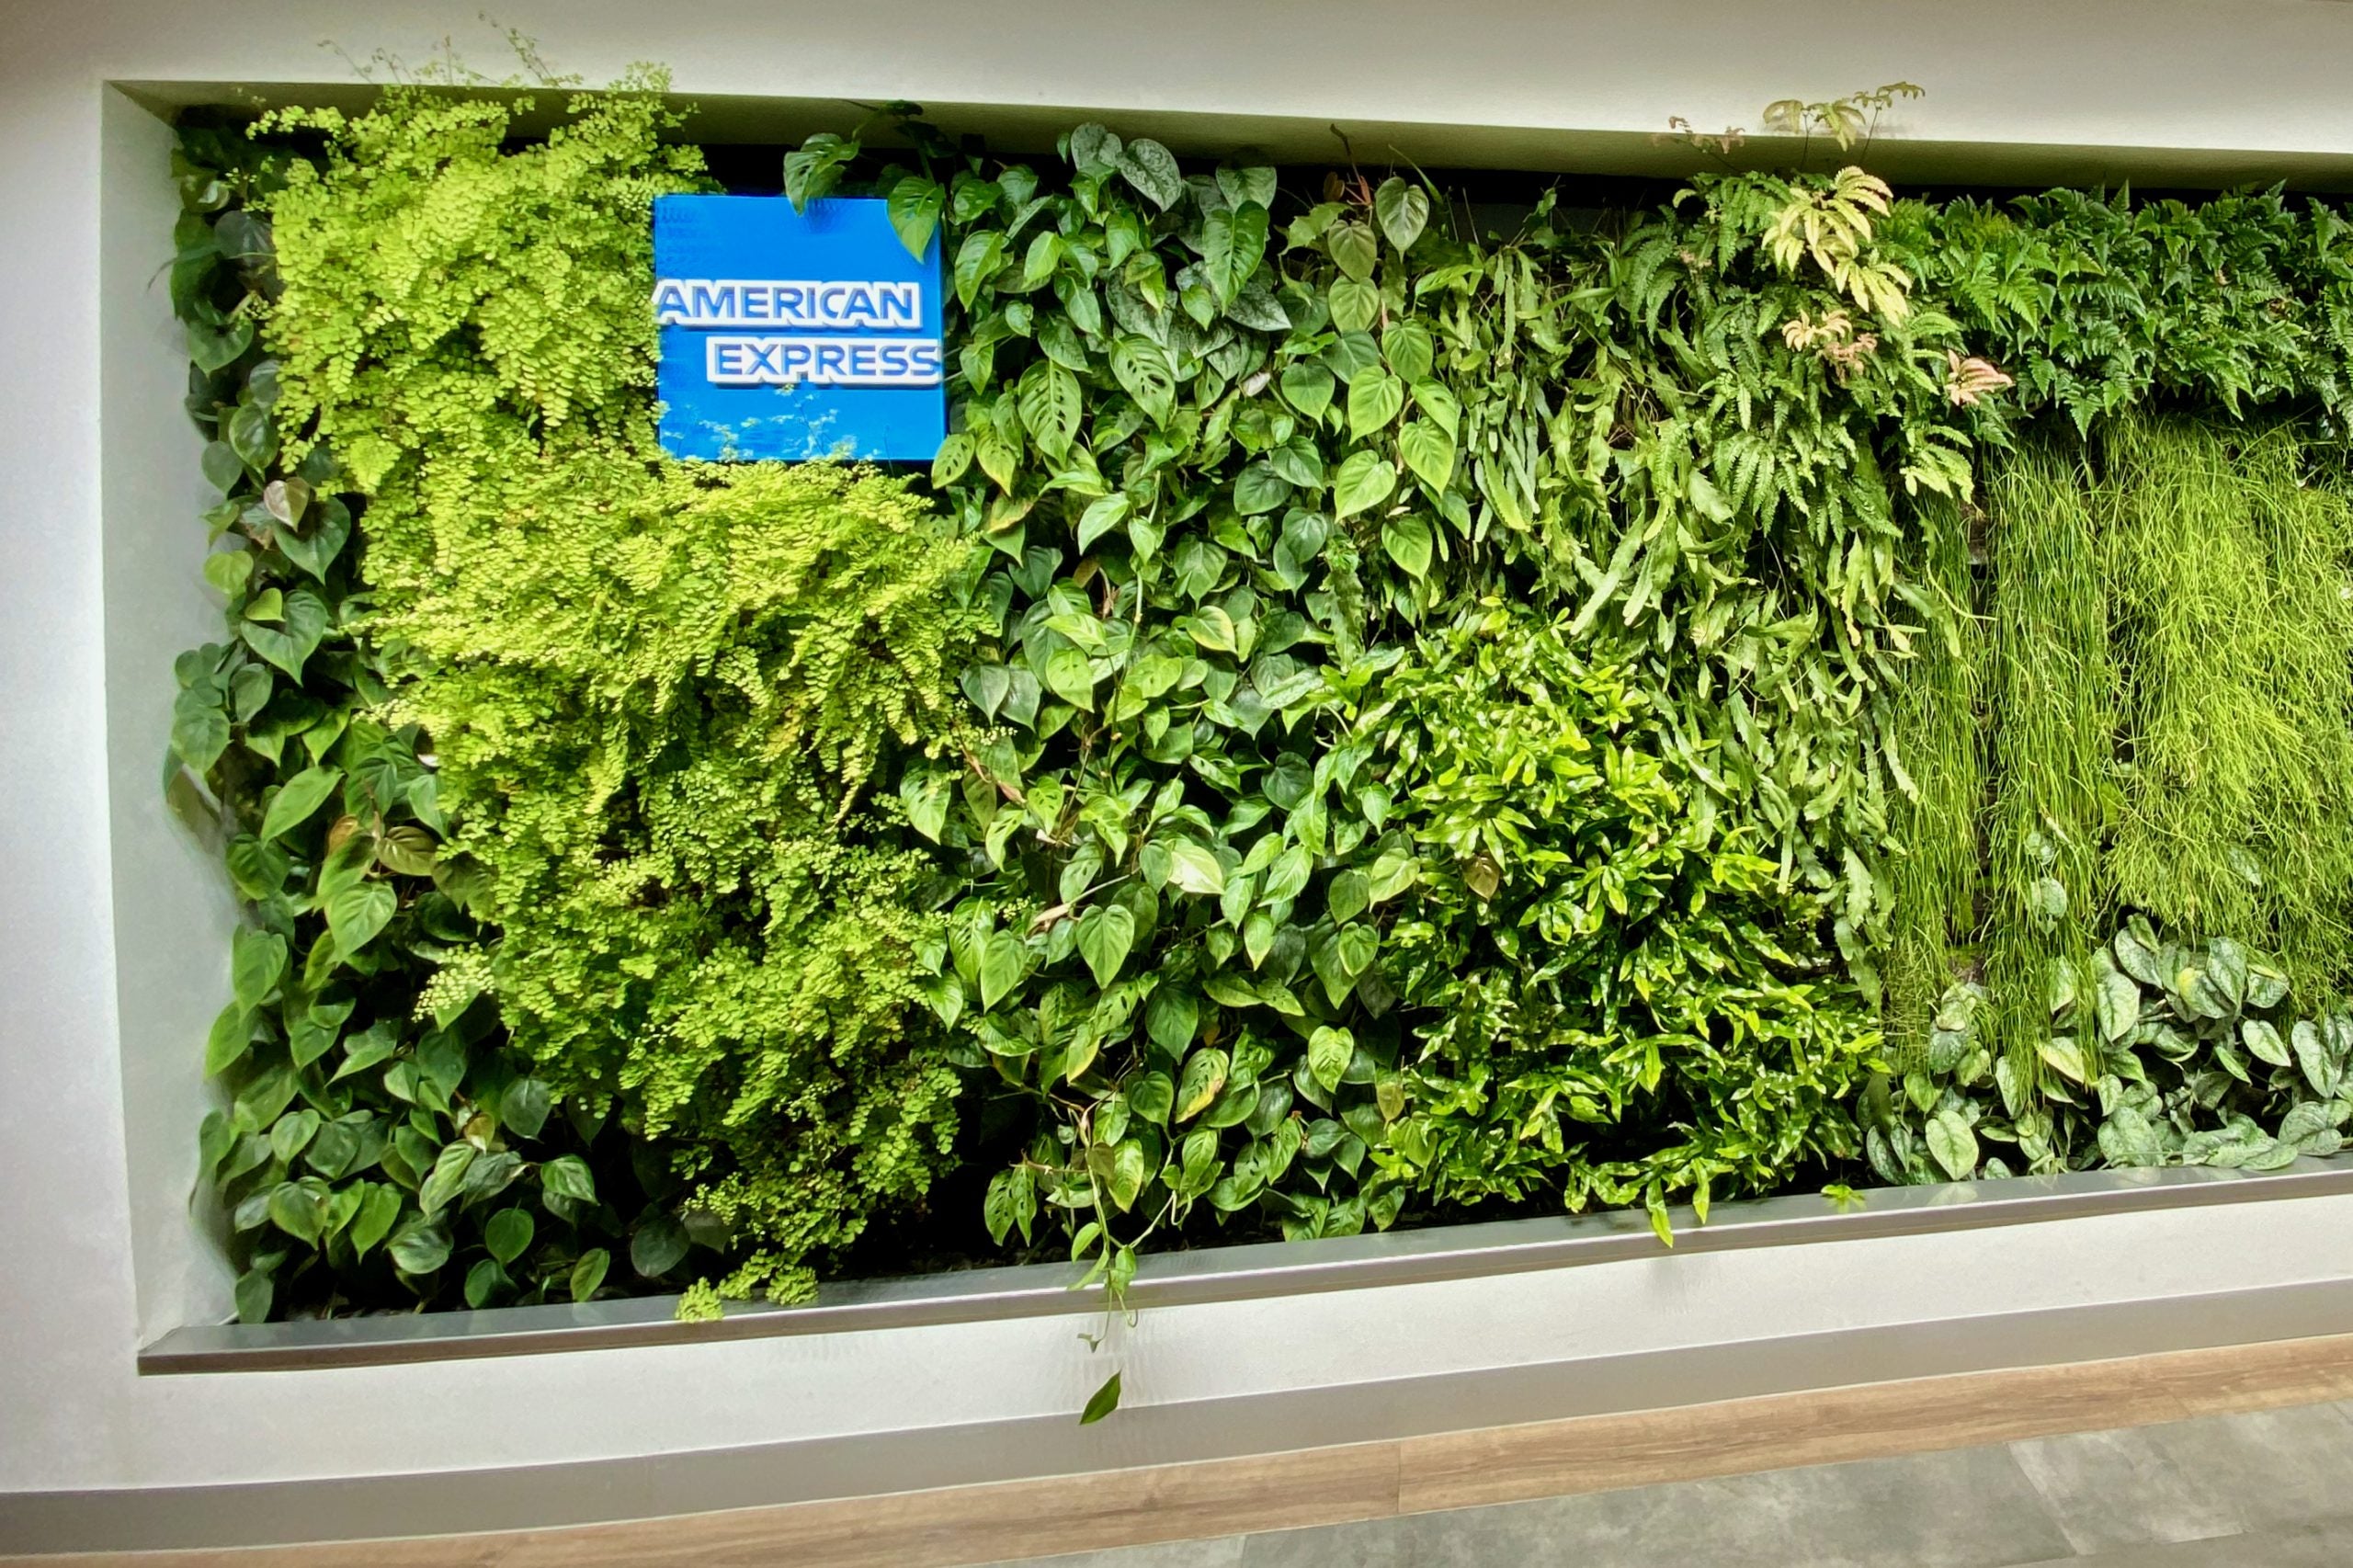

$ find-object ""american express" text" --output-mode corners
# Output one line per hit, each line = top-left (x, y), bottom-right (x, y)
(703, 335), (944, 387)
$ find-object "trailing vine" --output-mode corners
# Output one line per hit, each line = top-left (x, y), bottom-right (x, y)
(794, 112), (1998, 1290)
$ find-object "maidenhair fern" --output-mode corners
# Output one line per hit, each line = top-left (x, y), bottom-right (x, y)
(263, 81), (982, 1303)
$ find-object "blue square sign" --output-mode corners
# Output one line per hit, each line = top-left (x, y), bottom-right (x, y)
(653, 194), (946, 462)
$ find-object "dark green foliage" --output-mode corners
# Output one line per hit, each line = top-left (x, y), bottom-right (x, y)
(855, 119), (1978, 1283)
(1866, 920), (2349, 1185)
(167, 122), (643, 1319)
(899, 132), (1460, 1273)
(1881, 187), (2353, 431)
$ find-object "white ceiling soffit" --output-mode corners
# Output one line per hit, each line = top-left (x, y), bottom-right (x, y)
(81, 0), (2353, 188)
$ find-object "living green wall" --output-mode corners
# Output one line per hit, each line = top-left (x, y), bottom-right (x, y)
(163, 80), (2353, 1330)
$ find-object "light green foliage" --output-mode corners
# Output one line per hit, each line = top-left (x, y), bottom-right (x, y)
(1371, 604), (1879, 1218)
(166, 121), (642, 1320)
(261, 84), (978, 1300)
(1759, 82), (1925, 158)
(388, 460), (980, 1300)
(1983, 445), (2111, 1087)
(1934, 417), (2353, 1120)
(1882, 495), (1983, 1062)
(1866, 918), (2352, 1184)
(261, 83), (702, 483)
(2099, 417), (2353, 1001)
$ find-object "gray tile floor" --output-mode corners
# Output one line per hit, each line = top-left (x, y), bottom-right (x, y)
(986, 1400), (2353, 1568)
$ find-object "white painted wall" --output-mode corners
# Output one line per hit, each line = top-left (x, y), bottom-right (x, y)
(101, 87), (246, 1348)
(12, 0), (2353, 1514)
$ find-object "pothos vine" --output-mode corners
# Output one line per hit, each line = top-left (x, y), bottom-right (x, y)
(776, 100), (2008, 1416)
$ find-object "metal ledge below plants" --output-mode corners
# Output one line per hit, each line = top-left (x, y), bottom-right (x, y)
(138, 1157), (2353, 1375)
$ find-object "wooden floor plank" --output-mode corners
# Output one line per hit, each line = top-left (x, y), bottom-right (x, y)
(1395, 1354), (2192, 1514)
(2136, 1331), (2353, 1415)
(494, 1438), (1401, 1568)
(0, 1541), (504, 1568)
(15, 1331), (2353, 1568)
